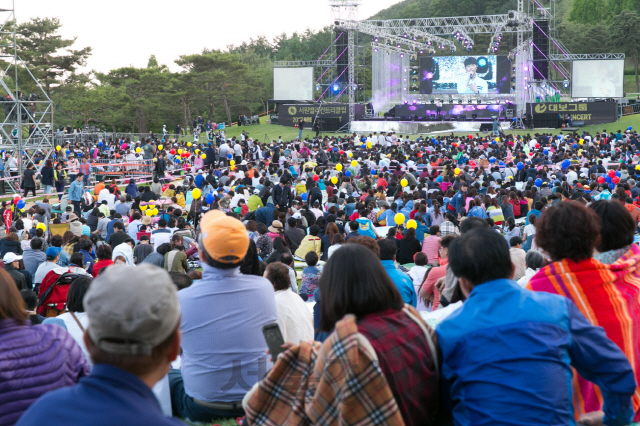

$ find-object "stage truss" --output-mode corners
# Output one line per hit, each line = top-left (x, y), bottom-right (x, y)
(0, 0), (54, 193)
(275, 0), (624, 130)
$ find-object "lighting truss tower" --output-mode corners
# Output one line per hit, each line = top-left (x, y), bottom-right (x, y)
(0, 0), (54, 193)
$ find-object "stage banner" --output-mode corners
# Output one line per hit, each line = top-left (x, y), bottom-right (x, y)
(278, 103), (364, 128)
(526, 102), (617, 125)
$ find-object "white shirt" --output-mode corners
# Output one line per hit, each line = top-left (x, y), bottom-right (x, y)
(234, 143), (242, 157)
(456, 74), (488, 94)
(150, 228), (172, 251)
(55, 312), (91, 362)
(274, 289), (314, 343)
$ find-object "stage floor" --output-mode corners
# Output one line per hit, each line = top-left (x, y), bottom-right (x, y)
(351, 120), (510, 134)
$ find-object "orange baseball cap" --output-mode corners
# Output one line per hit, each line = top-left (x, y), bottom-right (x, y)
(200, 210), (249, 264)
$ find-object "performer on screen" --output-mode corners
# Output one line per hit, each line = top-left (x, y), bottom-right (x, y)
(457, 57), (488, 94)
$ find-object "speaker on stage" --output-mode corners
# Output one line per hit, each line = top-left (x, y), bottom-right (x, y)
(335, 30), (349, 86)
(532, 20), (549, 80)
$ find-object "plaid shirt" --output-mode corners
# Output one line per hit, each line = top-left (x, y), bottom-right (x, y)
(439, 220), (460, 237)
(245, 313), (406, 426)
(358, 309), (439, 426)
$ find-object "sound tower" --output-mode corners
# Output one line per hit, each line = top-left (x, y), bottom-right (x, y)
(532, 19), (549, 80)
(335, 30), (349, 88)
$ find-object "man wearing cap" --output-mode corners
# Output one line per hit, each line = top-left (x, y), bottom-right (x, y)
(33, 247), (61, 287)
(170, 211), (277, 421)
(247, 189), (264, 212)
(3, 252), (26, 290)
(16, 265), (184, 426)
(456, 57), (488, 94)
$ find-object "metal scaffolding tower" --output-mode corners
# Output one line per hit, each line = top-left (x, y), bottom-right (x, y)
(0, 0), (54, 193)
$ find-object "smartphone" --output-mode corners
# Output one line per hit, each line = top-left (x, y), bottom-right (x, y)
(262, 323), (285, 363)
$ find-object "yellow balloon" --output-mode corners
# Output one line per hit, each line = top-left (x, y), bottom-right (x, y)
(351, 160), (357, 168)
(201, 154), (206, 159)
(187, 142), (192, 147)
(195, 149), (200, 154)
(394, 213), (405, 225)
(178, 149), (183, 155)
(400, 178), (408, 187)
(579, 139), (584, 145)
(229, 160), (235, 166)
(158, 145), (163, 150)
(331, 176), (338, 185)
(56, 145), (61, 151)
(348, 152), (353, 157)
(153, 209), (159, 215)
(146, 210), (154, 216)
(336, 164), (343, 171)
(36, 223), (46, 231)
(406, 219), (417, 229)
(454, 168), (461, 175)
(135, 147), (141, 153)
(140, 205), (147, 211)
(230, 166), (235, 171)
(192, 188), (201, 199)
(366, 142), (372, 149)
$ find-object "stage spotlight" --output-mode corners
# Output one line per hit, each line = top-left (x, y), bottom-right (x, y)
(403, 100), (408, 104)
(333, 84), (339, 92)
(451, 49), (455, 53)
(419, 50), (424, 54)
(374, 37), (378, 42)
(412, 100), (417, 105)
(563, 80), (569, 88)
(315, 84), (320, 91)
(458, 99), (463, 104)
(430, 100), (435, 104)
(476, 99), (481, 104)
(352, 84), (357, 91)
(400, 53), (404, 58)
(374, 47), (378, 52)
(496, 100), (501, 104)
(403, 33), (407, 38)
(468, 99), (473, 104)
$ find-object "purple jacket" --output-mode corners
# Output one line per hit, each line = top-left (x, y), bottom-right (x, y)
(0, 319), (89, 426)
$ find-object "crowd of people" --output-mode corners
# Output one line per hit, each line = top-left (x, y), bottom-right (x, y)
(0, 125), (639, 426)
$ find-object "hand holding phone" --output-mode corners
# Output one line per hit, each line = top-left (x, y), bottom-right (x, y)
(262, 323), (285, 363)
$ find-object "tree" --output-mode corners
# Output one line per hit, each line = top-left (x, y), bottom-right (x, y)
(557, 21), (609, 54)
(608, 10), (640, 92)
(15, 17), (91, 96)
(569, 0), (609, 24)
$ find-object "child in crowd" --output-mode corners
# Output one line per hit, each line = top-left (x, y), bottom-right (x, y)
(300, 251), (322, 302)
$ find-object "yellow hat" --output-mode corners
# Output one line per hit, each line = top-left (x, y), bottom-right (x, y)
(200, 211), (249, 264)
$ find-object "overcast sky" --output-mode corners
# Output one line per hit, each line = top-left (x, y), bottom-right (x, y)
(21, 0), (396, 73)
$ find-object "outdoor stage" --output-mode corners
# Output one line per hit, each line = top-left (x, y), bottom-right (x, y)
(350, 120), (511, 134)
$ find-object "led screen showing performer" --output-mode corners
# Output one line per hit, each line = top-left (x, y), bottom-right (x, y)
(419, 55), (511, 95)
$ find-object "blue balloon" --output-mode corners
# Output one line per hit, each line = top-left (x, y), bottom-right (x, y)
(301, 193), (308, 201)
(489, 157), (496, 164)
(492, 140), (497, 145)
(227, 153), (232, 159)
(161, 139), (165, 143)
(543, 148), (548, 154)
(573, 144), (577, 149)
(561, 159), (571, 169)
(17, 200), (25, 209)
(65, 149), (69, 155)
(98, 141), (103, 147)
(628, 126), (633, 131)
(332, 147), (338, 152)
(175, 158), (181, 163)
(615, 171), (621, 177)
(371, 169), (376, 175)
(345, 170), (352, 177)
(605, 176), (612, 183)
(535, 178), (542, 187)
(499, 161), (505, 167)
(517, 162), (524, 170)
(205, 193), (215, 204)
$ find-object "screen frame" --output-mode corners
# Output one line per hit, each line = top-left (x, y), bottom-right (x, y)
(571, 59), (625, 99)
(273, 67), (314, 101)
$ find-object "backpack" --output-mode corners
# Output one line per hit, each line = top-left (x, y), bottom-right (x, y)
(37, 270), (86, 316)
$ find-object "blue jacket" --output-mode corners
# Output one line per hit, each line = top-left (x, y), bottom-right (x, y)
(194, 174), (204, 188)
(414, 222), (427, 244)
(437, 279), (636, 426)
(355, 217), (376, 239)
(16, 364), (182, 426)
(125, 182), (137, 199)
(381, 260), (417, 307)
(40, 166), (54, 185)
(255, 203), (276, 227)
(450, 190), (466, 214)
(68, 180), (83, 201)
